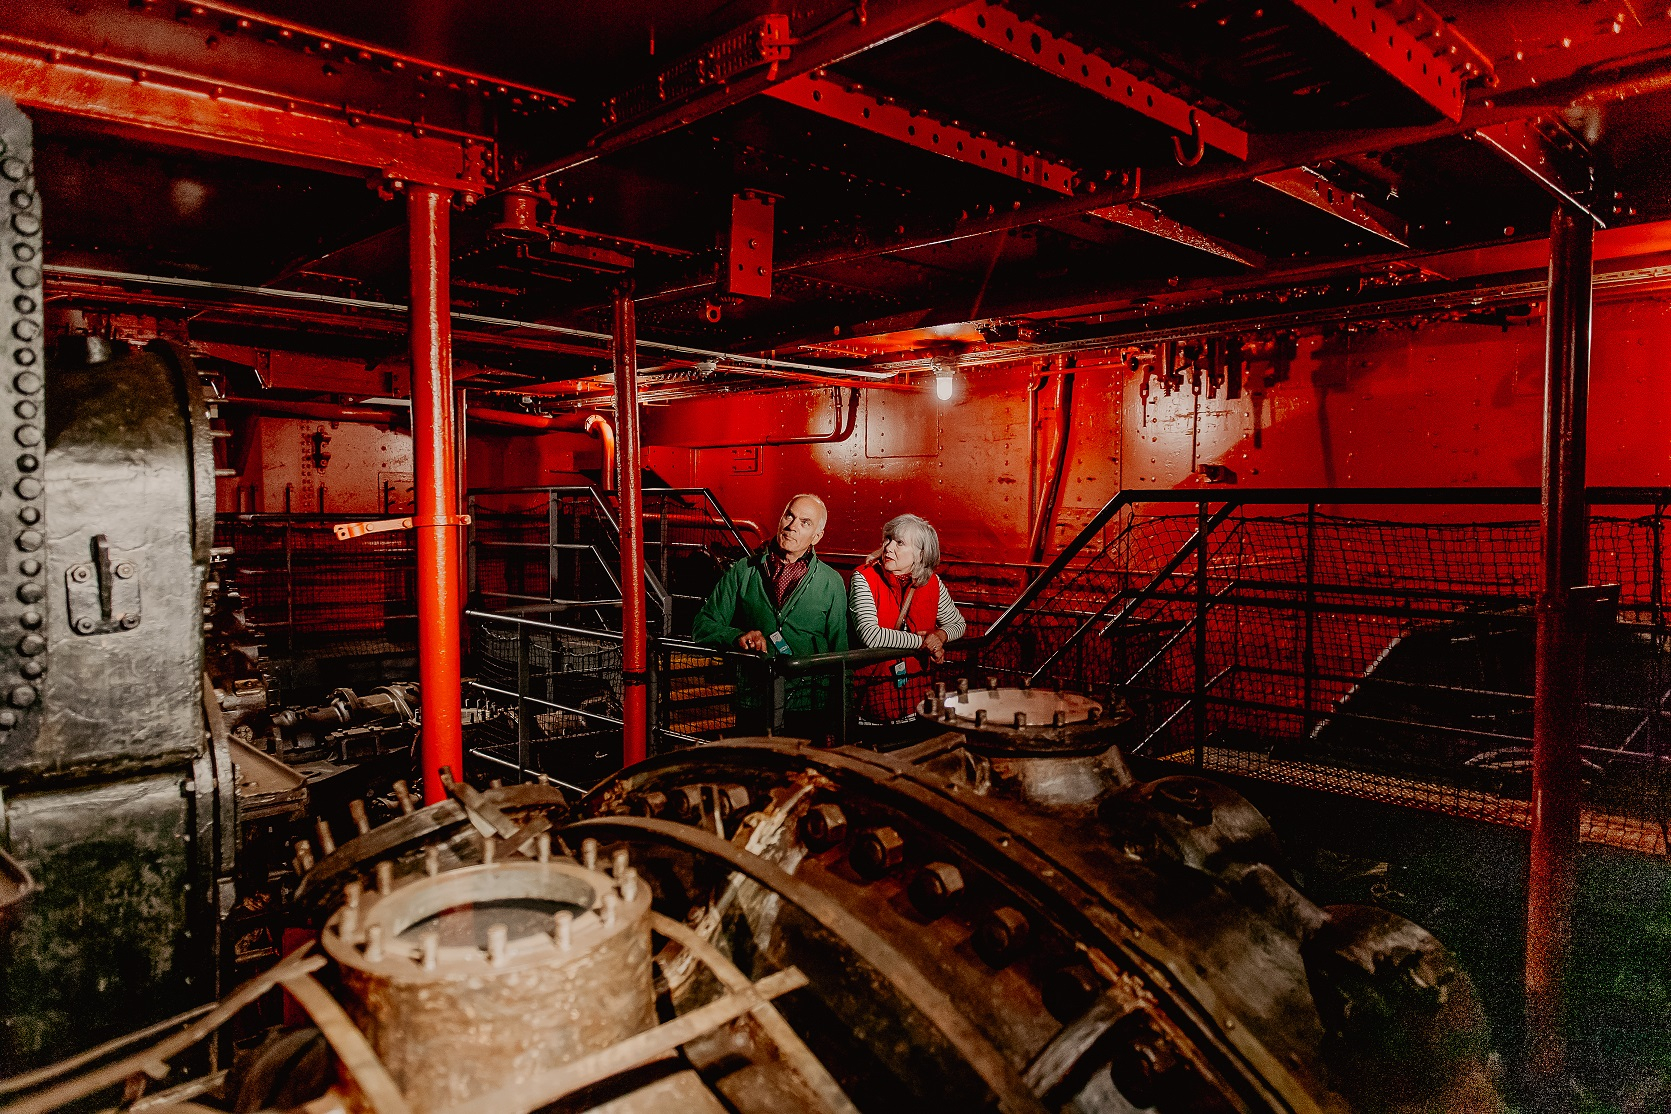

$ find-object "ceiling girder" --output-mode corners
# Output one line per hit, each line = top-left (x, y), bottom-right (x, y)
(1472, 117), (1604, 227)
(0, 38), (492, 192)
(1085, 204), (1264, 267)
(941, 1), (1247, 160)
(764, 72), (1079, 194)
(1089, 203), (1256, 267)
(503, 0), (972, 189)
(1253, 166), (1408, 246)
(1284, 0), (1487, 122)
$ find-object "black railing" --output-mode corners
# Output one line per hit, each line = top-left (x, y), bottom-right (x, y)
(984, 487), (1671, 855)
(467, 485), (755, 637)
(461, 485), (1671, 856)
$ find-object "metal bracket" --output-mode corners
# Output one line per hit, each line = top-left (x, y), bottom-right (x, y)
(1473, 117), (1603, 227)
(65, 533), (141, 635)
(333, 513), (473, 541)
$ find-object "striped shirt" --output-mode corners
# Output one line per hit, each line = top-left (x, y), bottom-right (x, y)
(850, 574), (967, 650)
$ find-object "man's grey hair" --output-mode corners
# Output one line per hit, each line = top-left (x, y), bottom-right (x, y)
(785, 493), (829, 528)
(883, 513), (941, 586)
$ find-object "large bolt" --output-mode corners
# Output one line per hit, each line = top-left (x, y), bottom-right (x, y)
(611, 848), (631, 878)
(603, 891), (619, 927)
(957, 677), (970, 703)
(1044, 963), (1105, 1022)
(802, 803), (848, 849)
(392, 780), (415, 814)
(908, 861), (965, 919)
(420, 931), (439, 971)
(1052, 710), (1066, 728)
(314, 818), (336, 856)
(934, 681), (947, 700)
(714, 783), (751, 821)
(554, 910), (573, 951)
(375, 861), (394, 894)
(348, 799), (371, 835)
(975, 906), (1030, 967)
(364, 923), (384, 963)
(850, 826), (906, 880)
(293, 839), (315, 875)
(424, 846), (441, 876)
(486, 924), (508, 967)
(581, 838), (599, 872)
(986, 675), (998, 693)
(536, 832), (551, 863)
(619, 866), (639, 902)
(669, 785), (704, 822)
(1014, 711), (1028, 728)
(974, 709), (988, 727)
(482, 835), (496, 865)
(636, 790), (669, 818)
(1106, 1018), (1185, 1111)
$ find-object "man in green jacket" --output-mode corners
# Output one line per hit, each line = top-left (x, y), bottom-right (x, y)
(692, 493), (848, 737)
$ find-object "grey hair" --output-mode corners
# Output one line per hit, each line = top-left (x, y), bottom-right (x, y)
(882, 513), (941, 586)
(785, 493), (828, 529)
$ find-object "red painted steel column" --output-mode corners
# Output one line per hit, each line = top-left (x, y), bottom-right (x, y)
(613, 284), (649, 766)
(409, 185), (464, 803)
(1525, 203), (1594, 1088)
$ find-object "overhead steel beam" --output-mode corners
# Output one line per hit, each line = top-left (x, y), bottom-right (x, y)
(1254, 166), (1408, 246)
(1084, 203), (1264, 267)
(1473, 117), (1603, 227)
(942, 2), (1247, 161)
(504, 0), (970, 188)
(764, 72), (1079, 193)
(1285, 0), (1486, 122)
(0, 38), (491, 192)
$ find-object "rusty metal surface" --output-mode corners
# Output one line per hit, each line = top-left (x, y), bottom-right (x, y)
(325, 858), (656, 1113)
(575, 736), (1504, 1113)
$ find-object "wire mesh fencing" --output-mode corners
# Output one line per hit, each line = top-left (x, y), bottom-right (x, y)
(213, 514), (417, 653)
(982, 493), (1671, 855)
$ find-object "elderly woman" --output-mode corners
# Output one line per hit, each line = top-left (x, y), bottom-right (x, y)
(850, 513), (967, 724)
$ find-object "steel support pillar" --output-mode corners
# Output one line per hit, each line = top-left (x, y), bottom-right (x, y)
(408, 185), (464, 804)
(1525, 203), (1594, 1091)
(613, 285), (649, 767)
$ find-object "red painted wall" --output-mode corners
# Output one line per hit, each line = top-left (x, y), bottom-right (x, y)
(643, 291), (1671, 565)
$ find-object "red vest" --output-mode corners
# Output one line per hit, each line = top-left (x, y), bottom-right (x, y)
(855, 563), (942, 722)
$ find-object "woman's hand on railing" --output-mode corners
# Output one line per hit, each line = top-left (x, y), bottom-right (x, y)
(921, 628), (948, 663)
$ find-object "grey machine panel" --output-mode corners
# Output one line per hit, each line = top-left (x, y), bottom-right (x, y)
(0, 94), (227, 1072)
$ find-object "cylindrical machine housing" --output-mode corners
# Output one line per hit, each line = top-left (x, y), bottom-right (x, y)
(322, 857), (655, 1113)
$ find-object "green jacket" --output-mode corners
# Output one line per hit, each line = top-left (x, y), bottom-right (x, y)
(691, 547), (848, 711)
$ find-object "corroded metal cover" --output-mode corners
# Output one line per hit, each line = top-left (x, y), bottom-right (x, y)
(926, 682), (1136, 755)
(324, 858), (656, 1113)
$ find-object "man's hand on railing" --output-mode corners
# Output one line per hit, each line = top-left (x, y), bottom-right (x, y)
(737, 630), (770, 653)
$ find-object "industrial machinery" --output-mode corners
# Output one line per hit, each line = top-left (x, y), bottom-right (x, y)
(3, 684), (1502, 1114)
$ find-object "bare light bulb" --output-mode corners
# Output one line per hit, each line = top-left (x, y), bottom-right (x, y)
(934, 369), (955, 401)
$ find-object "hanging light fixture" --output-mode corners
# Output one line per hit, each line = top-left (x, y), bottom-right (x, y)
(933, 359), (957, 402)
